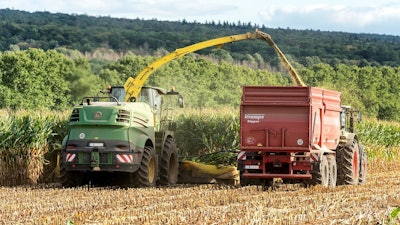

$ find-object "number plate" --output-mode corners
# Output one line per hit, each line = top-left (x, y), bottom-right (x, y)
(88, 143), (104, 147)
(244, 165), (260, 170)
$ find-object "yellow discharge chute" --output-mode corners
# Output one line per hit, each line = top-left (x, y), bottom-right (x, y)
(124, 29), (305, 102)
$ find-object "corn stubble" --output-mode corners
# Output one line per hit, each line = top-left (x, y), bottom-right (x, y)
(0, 166), (399, 224)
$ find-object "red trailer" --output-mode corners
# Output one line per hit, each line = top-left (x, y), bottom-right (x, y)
(238, 86), (367, 188)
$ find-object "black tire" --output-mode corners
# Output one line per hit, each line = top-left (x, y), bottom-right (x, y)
(327, 154), (337, 187)
(262, 178), (274, 191)
(359, 145), (367, 184)
(158, 137), (179, 186)
(133, 146), (158, 187)
(238, 160), (249, 186)
(310, 154), (329, 187)
(238, 160), (261, 186)
(58, 153), (85, 187)
(337, 140), (360, 185)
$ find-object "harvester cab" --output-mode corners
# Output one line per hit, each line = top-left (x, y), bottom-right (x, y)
(107, 85), (183, 132)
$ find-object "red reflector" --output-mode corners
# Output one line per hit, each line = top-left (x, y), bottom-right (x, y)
(116, 154), (133, 163)
(116, 164), (120, 169)
(72, 164), (76, 168)
(66, 153), (76, 162)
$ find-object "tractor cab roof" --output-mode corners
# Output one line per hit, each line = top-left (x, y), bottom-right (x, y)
(110, 85), (167, 95)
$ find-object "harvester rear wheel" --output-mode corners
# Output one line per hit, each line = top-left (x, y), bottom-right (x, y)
(58, 153), (85, 187)
(158, 137), (179, 185)
(310, 154), (329, 187)
(359, 145), (367, 184)
(337, 140), (360, 185)
(133, 146), (158, 187)
(327, 154), (337, 187)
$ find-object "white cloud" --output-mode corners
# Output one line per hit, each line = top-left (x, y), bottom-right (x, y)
(257, 1), (400, 34)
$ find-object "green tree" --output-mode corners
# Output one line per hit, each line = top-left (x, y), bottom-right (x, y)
(0, 49), (72, 110)
(62, 57), (103, 104)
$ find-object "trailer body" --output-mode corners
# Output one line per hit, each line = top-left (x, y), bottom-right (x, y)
(238, 86), (341, 181)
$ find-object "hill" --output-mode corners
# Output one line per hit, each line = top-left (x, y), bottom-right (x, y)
(1, 8), (400, 67)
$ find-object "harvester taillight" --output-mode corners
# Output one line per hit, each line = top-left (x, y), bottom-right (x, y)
(115, 145), (129, 151)
(67, 145), (76, 150)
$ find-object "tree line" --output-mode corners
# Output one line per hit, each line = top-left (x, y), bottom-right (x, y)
(1, 9), (400, 67)
(0, 48), (399, 121)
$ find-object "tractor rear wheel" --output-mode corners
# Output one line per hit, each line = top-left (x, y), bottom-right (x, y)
(158, 137), (179, 185)
(133, 146), (158, 187)
(337, 140), (360, 185)
(310, 154), (329, 187)
(359, 145), (367, 184)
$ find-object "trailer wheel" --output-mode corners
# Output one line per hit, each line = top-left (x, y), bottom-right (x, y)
(310, 155), (329, 187)
(337, 140), (360, 185)
(238, 160), (248, 186)
(158, 137), (179, 185)
(358, 145), (367, 184)
(262, 178), (274, 191)
(134, 146), (158, 187)
(327, 154), (337, 187)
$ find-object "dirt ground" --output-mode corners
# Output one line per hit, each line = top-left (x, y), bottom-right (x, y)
(0, 165), (399, 225)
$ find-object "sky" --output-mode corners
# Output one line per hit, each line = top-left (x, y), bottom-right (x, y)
(1, 0), (400, 36)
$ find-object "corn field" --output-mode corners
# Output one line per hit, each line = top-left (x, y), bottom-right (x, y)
(0, 111), (68, 185)
(356, 118), (400, 172)
(0, 110), (399, 224)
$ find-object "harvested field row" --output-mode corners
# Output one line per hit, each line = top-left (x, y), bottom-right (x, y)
(1, 164), (399, 225)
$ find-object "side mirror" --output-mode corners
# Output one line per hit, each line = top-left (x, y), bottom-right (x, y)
(357, 112), (362, 123)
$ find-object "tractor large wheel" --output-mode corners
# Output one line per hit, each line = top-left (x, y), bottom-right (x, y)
(310, 154), (329, 187)
(337, 140), (360, 185)
(327, 154), (337, 187)
(58, 154), (85, 187)
(158, 137), (179, 186)
(134, 146), (158, 187)
(359, 145), (368, 184)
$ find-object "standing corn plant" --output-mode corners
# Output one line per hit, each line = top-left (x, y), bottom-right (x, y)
(356, 118), (400, 161)
(355, 118), (400, 172)
(0, 113), (54, 185)
(175, 108), (239, 165)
